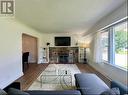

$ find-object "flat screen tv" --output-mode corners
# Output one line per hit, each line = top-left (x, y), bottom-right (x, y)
(55, 37), (71, 46)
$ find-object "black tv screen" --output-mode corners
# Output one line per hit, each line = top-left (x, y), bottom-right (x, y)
(55, 37), (71, 46)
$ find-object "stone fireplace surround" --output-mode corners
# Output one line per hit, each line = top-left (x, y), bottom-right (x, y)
(49, 47), (78, 63)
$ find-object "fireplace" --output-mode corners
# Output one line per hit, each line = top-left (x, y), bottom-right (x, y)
(49, 47), (78, 63)
(59, 55), (69, 63)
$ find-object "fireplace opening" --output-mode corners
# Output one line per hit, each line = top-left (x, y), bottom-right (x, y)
(59, 55), (69, 63)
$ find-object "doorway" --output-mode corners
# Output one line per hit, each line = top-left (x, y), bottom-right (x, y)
(22, 34), (38, 64)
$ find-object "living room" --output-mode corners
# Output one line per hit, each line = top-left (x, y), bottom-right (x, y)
(0, 0), (127, 95)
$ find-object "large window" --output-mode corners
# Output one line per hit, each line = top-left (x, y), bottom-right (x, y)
(101, 20), (128, 70)
(114, 21), (128, 69)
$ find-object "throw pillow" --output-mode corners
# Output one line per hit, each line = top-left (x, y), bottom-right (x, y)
(0, 89), (7, 95)
(111, 88), (120, 95)
(8, 88), (30, 95)
(101, 87), (120, 95)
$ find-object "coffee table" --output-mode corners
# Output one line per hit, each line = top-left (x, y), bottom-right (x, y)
(40, 69), (72, 89)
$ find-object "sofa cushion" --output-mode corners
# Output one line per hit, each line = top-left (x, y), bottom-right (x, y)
(101, 87), (120, 95)
(75, 73), (110, 95)
(111, 81), (128, 95)
(26, 90), (81, 95)
(8, 88), (30, 95)
(0, 89), (7, 95)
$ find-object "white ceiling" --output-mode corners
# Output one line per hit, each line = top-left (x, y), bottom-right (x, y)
(15, 0), (125, 35)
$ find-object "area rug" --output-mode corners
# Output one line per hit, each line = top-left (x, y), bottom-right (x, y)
(28, 64), (81, 90)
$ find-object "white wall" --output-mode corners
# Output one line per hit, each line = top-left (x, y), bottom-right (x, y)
(0, 18), (43, 89)
(85, 2), (127, 85)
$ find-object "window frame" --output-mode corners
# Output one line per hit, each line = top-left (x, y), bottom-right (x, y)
(101, 19), (128, 71)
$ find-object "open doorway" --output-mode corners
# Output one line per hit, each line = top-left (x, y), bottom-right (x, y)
(22, 34), (38, 71)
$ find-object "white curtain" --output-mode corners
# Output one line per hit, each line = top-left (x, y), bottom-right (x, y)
(93, 32), (102, 63)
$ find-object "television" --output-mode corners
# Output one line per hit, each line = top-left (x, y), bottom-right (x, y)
(55, 37), (71, 46)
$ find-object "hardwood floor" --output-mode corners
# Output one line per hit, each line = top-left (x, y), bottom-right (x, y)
(16, 63), (48, 90)
(16, 63), (111, 90)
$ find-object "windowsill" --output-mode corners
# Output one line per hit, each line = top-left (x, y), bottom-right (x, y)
(103, 61), (128, 72)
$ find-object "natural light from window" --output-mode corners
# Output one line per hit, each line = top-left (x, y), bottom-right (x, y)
(114, 22), (128, 69)
(101, 20), (128, 70)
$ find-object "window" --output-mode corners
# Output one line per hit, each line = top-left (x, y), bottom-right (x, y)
(101, 30), (109, 62)
(101, 20), (128, 70)
(114, 22), (128, 69)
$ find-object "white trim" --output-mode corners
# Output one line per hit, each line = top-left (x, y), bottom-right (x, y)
(103, 61), (128, 72)
(98, 17), (128, 31)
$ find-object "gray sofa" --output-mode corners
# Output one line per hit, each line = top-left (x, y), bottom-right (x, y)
(1, 73), (128, 95)
(75, 73), (110, 95)
(25, 90), (81, 95)
(75, 73), (128, 95)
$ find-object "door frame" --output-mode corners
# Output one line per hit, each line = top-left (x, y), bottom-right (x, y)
(22, 33), (38, 63)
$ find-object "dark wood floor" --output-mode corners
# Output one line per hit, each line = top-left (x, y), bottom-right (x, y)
(16, 63), (48, 90)
(16, 63), (111, 90)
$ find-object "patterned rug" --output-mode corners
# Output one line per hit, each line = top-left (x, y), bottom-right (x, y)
(28, 64), (81, 90)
